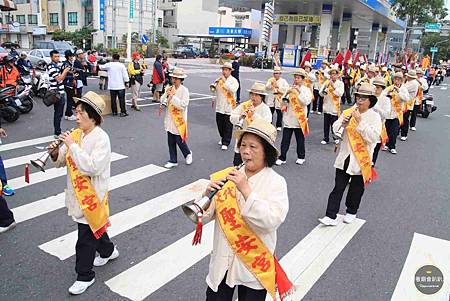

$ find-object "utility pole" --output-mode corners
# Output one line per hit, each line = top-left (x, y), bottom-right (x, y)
(152, 0), (157, 43)
(112, 0), (117, 48)
(127, 0), (135, 61)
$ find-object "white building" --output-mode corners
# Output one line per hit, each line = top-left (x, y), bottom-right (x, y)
(217, 6), (261, 48)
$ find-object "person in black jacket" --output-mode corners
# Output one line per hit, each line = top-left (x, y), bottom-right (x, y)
(16, 52), (33, 75)
(231, 56), (241, 104)
(74, 49), (88, 97)
(0, 124), (15, 234)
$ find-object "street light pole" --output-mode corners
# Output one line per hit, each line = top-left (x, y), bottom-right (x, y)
(431, 39), (449, 65)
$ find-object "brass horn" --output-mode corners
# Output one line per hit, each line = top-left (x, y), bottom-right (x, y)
(181, 162), (245, 223)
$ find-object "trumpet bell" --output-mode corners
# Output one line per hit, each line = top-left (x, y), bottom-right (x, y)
(181, 195), (211, 224)
(30, 152), (51, 172)
(210, 84), (217, 93)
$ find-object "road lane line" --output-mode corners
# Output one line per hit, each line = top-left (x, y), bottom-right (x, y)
(0, 136), (55, 152)
(3, 151), (46, 169)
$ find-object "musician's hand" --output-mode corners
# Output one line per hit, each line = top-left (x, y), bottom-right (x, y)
(0, 128), (7, 137)
(342, 115), (351, 126)
(203, 179), (226, 197)
(227, 168), (251, 199)
(352, 110), (362, 123)
(60, 131), (75, 147)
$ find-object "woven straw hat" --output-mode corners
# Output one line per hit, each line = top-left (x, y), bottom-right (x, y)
(236, 119), (279, 156)
(73, 91), (106, 116)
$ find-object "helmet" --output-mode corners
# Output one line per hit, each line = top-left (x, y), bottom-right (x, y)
(4, 55), (15, 63)
(37, 60), (47, 70)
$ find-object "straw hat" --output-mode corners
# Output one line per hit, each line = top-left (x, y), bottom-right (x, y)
(273, 66), (282, 74)
(304, 61), (312, 68)
(236, 119), (279, 156)
(372, 76), (386, 87)
(293, 68), (307, 77)
(247, 82), (268, 96)
(355, 82), (375, 97)
(169, 68), (187, 79)
(329, 64), (340, 75)
(221, 62), (234, 71)
(393, 71), (404, 79)
(74, 91), (106, 116)
(368, 65), (378, 73)
(381, 66), (388, 72)
(322, 60), (330, 66)
(415, 68), (424, 75)
(405, 70), (417, 79)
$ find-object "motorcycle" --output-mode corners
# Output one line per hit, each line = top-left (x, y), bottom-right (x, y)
(32, 61), (49, 98)
(14, 82), (34, 114)
(418, 94), (437, 118)
(0, 86), (20, 122)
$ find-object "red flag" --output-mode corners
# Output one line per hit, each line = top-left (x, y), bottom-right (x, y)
(344, 49), (352, 64)
(332, 52), (344, 66)
(363, 54), (368, 64)
(300, 50), (311, 67)
(352, 51), (360, 67)
(25, 164), (30, 184)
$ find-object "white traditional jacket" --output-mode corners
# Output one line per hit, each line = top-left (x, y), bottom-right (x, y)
(283, 85), (312, 129)
(215, 75), (239, 115)
(320, 79), (345, 115)
(265, 77), (289, 109)
(161, 85), (190, 135)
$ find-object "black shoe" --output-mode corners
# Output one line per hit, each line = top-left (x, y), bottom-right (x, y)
(112, 112), (118, 116)
(119, 112), (128, 117)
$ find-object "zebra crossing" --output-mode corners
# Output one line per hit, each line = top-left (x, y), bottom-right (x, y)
(2, 134), (371, 301)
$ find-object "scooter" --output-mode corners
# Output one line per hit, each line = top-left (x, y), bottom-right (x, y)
(418, 94), (437, 118)
(0, 86), (20, 122)
(15, 83), (34, 113)
(32, 61), (49, 98)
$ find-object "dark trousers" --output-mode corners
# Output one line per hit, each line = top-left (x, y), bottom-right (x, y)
(216, 113), (233, 146)
(233, 152), (243, 167)
(167, 132), (191, 163)
(236, 78), (241, 104)
(0, 195), (14, 227)
(53, 94), (65, 136)
(385, 118), (399, 150)
(75, 223), (114, 281)
(279, 127), (305, 161)
(410, 104), (420, 128)
(326, 157), (365, 219)
(323, 113), (338, 142)
(110, 89), (126, 114)
(342, 82), (352, 104)
(64, 87), (75, 117)
(312, 90), (323, 112)
(400, 110), (411, 137)
(206, 273), (267, 301)
(269, 107), (283, 128)
(372, 143), (381, 166)
(0, 156), (8, 186)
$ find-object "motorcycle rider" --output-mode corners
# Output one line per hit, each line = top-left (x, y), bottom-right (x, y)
(0, 56), (20, 89)
(16, 52), (33, 76)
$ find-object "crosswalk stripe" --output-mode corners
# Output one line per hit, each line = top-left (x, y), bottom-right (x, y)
(38, 179), (209, 261)
(8, 152), (127, 190)
(3, 151), (45, 169)
(0, 136), (55, 152)
(12, 164), (167, 224)
(105, 221), (215, 301)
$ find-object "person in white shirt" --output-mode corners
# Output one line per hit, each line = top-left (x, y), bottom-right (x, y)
(319, 83), (382, 226)
(230, 82), (272, 166)
(159, 68), (193, 169)
(50, 91), (118, 295)
(409, 68), (429, 131)
(214, 62), (240, 150)
(265, 66), (289, 131)
(99, 53), (130, 117)
(384, 72), (410, 154)
(371, 76), (391, 166)
(202, 119), (289, 301)
(276, 68), (312, 166)
(319, 65), (345, 144)
(400, 70), (420, 141)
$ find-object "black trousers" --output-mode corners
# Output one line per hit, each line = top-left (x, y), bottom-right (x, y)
(110, 89), (126, 114)
(53, 94), (65, 136)
(64, 87), (75, 117)
(279, 127), (305, 161)
(400, 110), (411, 137)
(75, 223), (114, 281)
(206, 273), (267, 301)
(216, 113), (233, 146)
(323, 113), (338, 142)
(410, 104), (420, 128)
(236, 78), (241, 104)
(385, 118), (399, 150)
(312, 90), (323, 112)
(342, 82), (352, 104)
(167, 132), (191, 163)
(325, 157), (365, 219)
(269, 107), (283, 128)
(372, 143), (381, 166)
(0, 195), (14, 227)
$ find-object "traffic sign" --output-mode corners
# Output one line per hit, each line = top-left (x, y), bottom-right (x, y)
(425, 23), (441, 33)
(141, 34), (149, 44)
(430, 47), (438, 53)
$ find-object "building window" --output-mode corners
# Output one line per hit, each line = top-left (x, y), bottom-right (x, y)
(49, 13), (58, 25)
(16, 15), (25, 25)
(158, 17), (162, 27)
(5, 15), (13, 23)
(15, 0), (30, 4)
(235, 20), (242, 28)
(68, 12), (77, 26)
(28, 14), (37, 25)
(85, 11), (93, 26)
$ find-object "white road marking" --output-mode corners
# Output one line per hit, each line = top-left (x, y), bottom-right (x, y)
(8, 153), (127, 190)
(444, 114), (450, 118)
(12, 164), (167, 224)
(440, 87), (447, 90)
(391, 233), (450, 301)
(39, 179), (209, 260)
(0, 136), (55, 152)
(3, 151), (46, 169)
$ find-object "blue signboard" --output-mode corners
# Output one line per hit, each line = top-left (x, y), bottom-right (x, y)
(208, 27), (252, 38)
(99, 0), (105, 31)
(141, 34), (149, 44)
(359, 0), (406, 28)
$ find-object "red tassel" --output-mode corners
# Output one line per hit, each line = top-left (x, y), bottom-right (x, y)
(24, 163), (30, 184)
(93, 220), (111, 240)
(192, 213), (203, 246)
(212, 97), (215, 110)
(371, 167), (378, 182)
(275, 257), (295, 300)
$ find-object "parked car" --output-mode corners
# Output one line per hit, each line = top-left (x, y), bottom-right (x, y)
(173, 47), (197, 59)
(28, 49), (65, 67)
(33, 41), (75, 53)
(0, 47), (8, 61)
(199, 49), (209, 58)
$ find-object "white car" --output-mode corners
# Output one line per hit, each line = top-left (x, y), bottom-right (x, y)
(27, 49), (65, 67)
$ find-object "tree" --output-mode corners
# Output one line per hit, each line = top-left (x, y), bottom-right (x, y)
(421, 33), (450, 62)
(52, 27), (97, 49)
(156, 30), (169, 48)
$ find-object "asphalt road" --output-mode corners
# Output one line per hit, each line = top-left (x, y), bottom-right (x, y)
(0, 60), (449, 301)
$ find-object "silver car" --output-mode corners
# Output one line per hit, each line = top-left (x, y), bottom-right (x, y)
(27, 49), (65, 67)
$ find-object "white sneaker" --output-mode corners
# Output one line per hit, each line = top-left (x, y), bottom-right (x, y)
(185, 152), (193, 165)
(320, 140), (327, 145)
(410, 127), (416, 131)
(390, 149), (397, 154)
(218, 140), (222, 145)
(343, 213), (357, 224)
(400, 136), (407, 141)
(381, 146), (389, 151)
(67, 115), (77, 121)
(277, 127), (282, 132)
(0, 222), (16, 233)
(221, 145), (228, 151)
(68, 279), (95, 295)
(318, 216), (338, 226)
(63, 116), (68, 120)
(93, 247), (119, 267)
(317, 111), (322, 115)
(164, 162), (178, 169)
(275, 159), (286, 166)
(296, 158), (305, 165)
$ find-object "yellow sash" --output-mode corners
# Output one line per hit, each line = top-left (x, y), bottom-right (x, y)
(342, 108), (377, 186)
(289, 89), (309, 136)
(67, 129), (110, 239)
(417, 86), (424, 105)
(304, 78), (314, 101)
(211, 167), (294, 300)
(381, 124), (388, 147)
(389, 86), (404, 126)
(352, 69), (360, 85)
(385, 72), (392, 87)
(218, 79), (237, 109)
(166, 86), (188, 142)
(268, 77), (282, 106)
(326, 81), (341, 116)
(241, 100), (255, 125)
